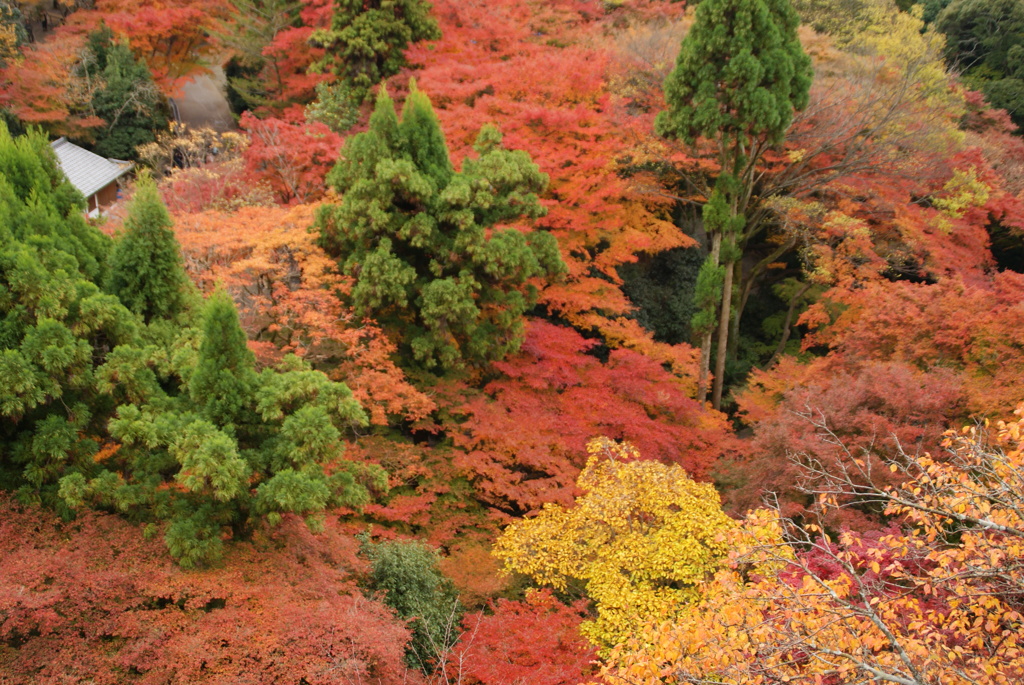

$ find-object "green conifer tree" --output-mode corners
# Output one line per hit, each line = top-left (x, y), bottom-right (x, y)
(656, 0), (812, 409)
(106, 173), (191, 323)
(188, 290), (259, 427)
(79, 25), (168, 160)
(317, 84), (565, 371)
(0, 124), (109, 280)
(310, 0), (441, 102)
(1, 123), (381, 568)
(0, 123), (137, 501)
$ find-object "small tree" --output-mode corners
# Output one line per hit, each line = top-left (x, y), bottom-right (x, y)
(106, 173), (191, 323)
(310, 0), (440, 102)
(360, 536), (463, 672)
(187, 289), (259, 427)
(80, 26), (168, 159)
(494, 437), (735, 650)
(316, 84), (564, 371)
(656, 0), (812, 408)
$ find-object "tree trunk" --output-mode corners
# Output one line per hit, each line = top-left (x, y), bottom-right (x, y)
(766, 282), (811, 368)
(696, 232), (722, 406)
(728, 260), (745, 361)
(712, 252), (734, 411)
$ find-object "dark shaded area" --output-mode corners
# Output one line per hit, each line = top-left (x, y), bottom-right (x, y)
(618, 245), (704, 345)
(987, 219), (1024, 272)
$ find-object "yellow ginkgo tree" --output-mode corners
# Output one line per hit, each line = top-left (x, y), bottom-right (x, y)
(600, 407), (1024, 685)
(492, 437), (735, 649)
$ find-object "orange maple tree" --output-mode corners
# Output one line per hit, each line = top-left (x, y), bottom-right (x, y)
(448, 320), (731, 516)
(173, 203), (434, 426)
(0, 495), (418, 684)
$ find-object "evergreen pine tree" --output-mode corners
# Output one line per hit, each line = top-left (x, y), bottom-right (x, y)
(317, 84), (564, 371)
(106, 173), (191, 323)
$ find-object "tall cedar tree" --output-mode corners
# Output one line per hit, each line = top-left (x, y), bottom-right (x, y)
(656, 0), (812, 409)
(310, 0), (440, 101)
(106, 173), (191, 323)
(316, 84), (564, 371)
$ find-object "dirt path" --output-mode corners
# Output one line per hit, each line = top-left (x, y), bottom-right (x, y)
(171, 66), (236, 132)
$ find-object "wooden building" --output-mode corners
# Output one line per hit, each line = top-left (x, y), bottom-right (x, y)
(49, 137), (133, 216)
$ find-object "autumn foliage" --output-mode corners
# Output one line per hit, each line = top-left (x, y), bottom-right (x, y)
(453, 589), (596, 685)
(172, 203), (434, 426)
(5, 0), (1024, 680)
(451, 321), (730, 514)
(0, 496), (416, 684)
(495, 438), (735, 649)
(600, 406), (1024, 685)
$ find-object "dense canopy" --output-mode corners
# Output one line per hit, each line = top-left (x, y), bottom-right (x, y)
(2, 0), (1024, 682)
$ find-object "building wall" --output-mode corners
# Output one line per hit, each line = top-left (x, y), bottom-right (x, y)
(97, 182), (119, 209)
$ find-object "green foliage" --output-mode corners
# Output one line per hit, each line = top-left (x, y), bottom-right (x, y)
(84, 290), (376, 567)
(188, 289), (259, 426)
(305, 80), (361, 133)
(619, 246), (705, 345)
(317, 84), (565, 370)
(0, 123), (135, 501)
(918, 0), (954, 25)
(78, 26), (168, 160)
(0, 125), (107, 280)
(218, 0), (303, 112)
(360, 536), (463, 672)
(937, 0), (1024, 128)
(656, 0), (813, 149)
(656, 0), (812, 407)
(89, 335), (377, 567)
(106, 174), (193, 323)
(1, 124), (383, 567)
(691, 255), (726, 337)
(223, 55), (264, 114)
(310, 0), (441, 101)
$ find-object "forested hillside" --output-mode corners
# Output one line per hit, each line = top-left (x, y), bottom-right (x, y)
(2, 0), (1024, 683)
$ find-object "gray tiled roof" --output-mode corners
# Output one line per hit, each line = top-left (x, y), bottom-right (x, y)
(49, 137), (133, 198)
